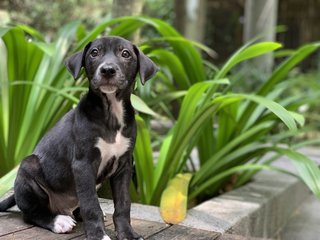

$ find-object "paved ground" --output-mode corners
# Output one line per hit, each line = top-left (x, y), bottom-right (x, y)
(0, 202), (274, 240)
(0, 203), (221, 240)
(1, 196), (319, 240)
(278, 194), (320, 240)
(5, 195), (319, 240)
(1, 147), (320, 239)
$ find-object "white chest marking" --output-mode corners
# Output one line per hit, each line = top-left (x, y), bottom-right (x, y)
(95, 93), (130, 176)
(108, 93), (124, 127)
(96, 132), (131, 176)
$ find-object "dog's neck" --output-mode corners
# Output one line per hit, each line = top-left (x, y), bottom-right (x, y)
(80, 87), (134, 129)
(102, 92), (125, 128)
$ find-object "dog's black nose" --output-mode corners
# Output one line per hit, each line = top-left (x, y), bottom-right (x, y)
(100, 65), (116, 77)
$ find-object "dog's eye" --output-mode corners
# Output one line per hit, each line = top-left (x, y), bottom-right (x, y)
(121, 50), (131, 58)
(90, 49), (99, 58)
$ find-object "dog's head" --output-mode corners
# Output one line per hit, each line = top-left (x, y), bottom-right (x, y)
(65, 36), (158, 94)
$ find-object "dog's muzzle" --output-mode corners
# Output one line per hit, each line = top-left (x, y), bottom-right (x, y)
(94, 64), (125, 94)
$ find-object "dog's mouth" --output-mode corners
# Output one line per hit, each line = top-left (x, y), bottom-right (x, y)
(91, 73), (127, 95)
(99, 85), (117, 94)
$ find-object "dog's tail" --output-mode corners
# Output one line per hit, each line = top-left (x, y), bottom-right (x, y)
(0, 193), (16, 211)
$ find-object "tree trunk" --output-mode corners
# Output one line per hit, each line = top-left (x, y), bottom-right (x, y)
(244, 0), (278, 74)
(278, 0), (320, 70)
(174, 0), (207, 43)
(174, 0), (187, 35)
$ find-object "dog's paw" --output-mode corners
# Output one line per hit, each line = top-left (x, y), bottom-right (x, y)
(101, 235), (112, 240)
(117, 232), (144, 240)
(52, 215), (76, 233)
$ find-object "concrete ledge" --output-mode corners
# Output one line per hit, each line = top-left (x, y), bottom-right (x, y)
(182, 170), (309, 238)
(102, 154), (313, 239)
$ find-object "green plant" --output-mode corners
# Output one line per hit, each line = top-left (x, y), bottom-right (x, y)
(189, 42), (320, 201)
(0, 22), (85, 195)
(122, 17), (320, 206)
(131, 25), (320, 205)
(1, 17), (320, 213)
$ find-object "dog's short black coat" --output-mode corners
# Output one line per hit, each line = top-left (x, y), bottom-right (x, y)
(0, 36), (158, 240)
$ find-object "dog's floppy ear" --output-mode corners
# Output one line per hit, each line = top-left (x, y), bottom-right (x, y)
(65, 42), (91, 79)
(134, 45), (159, 85)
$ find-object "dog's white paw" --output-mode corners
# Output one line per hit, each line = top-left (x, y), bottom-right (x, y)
(52, 215), (76, 233)
(101, 235), (111, 240)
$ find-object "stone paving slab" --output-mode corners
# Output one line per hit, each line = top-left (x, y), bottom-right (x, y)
(218, 234), (274, 240)
(179, 169), (309, 238)
(0, 212), (167, 240)
(279, 194), (320, 240)
(148, 225), (221, 240)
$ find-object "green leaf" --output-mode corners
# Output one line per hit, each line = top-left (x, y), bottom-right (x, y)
(32, 42), (56, 56)
(237, 42), (320, 131)
(134, 115), (154, 203)
(191, 121), (273, 187)
(276, 148), (320, 200)
(0, 22), (82, 183)
(153, 134), (173, 190)
(131, 94), (159, 117)
(216, 42), (282, 79)
(143, 36), (217, 58)
(0, 167), (18, 197)
(148, 49), (190, 89)
(235, 94), (299, 131)
(0, 27), (11, 38)
(151, 81), (216, 203)
(259, 43), (320, 96)
(16, 24), (45, 41)
(189, 164), (293, 201)
(147, 91), (187, 106)
(202, 42), (282, 106)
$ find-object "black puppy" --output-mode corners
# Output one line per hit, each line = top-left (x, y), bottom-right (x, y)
(0, 36), (158, 240)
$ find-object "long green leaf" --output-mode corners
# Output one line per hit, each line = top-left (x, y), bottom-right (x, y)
(131, 94), (159, 117)
(235, 94), (300, 131)
(0, 167), (18, 196)
(134, 115), (154, 203)
(148, 49), (190, 89)
(191, 121), (272, 187)
(237, 42), (320, 132)
(201, 42), (282, 106)
(276, 148), (320, 199)
(217, 42), (282, 80)
(189, 164), (296, 201)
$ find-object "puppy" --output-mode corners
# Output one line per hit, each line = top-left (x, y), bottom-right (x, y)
(0, 36), (158, 240)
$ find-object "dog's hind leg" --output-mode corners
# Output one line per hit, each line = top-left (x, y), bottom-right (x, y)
(14, 155), (76, 233)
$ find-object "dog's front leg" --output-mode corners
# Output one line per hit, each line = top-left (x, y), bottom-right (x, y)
(110, 156), (144, 240)
(73, 160), (109, 240)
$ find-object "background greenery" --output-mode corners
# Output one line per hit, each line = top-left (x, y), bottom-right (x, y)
(1, 17), (320, 209)
(2, 0), (320, 66)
